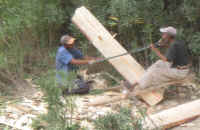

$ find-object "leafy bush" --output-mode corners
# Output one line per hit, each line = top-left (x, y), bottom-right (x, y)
(94, 107), (145, 130)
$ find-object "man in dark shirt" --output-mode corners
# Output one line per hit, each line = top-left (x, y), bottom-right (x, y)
(151, 26), (190, 68)
(129, 26), (190, 94)
(165, 40), (189, 68)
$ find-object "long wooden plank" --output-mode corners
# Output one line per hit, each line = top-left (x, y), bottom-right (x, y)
(72, 6), (163, 106)
(144, 99), (200, 129)
(72, 6), (144, 83)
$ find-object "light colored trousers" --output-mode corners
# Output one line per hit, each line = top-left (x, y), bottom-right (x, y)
(138, 60), (189, 89)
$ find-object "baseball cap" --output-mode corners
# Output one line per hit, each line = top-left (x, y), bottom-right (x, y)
(160, 26), (177, 36)
(60, 35), (75, 45)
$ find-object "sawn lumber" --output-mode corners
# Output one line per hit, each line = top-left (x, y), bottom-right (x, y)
(72, 6), (163, 106)
(144, 99), (200, 129)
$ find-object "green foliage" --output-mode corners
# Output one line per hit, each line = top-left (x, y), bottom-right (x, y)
(0, 52), (7, 68)
(0, 0), (65, 37)
(32, 70), (83, 130)
(1, 0), (200, 76)
(94, 107), (145, 130)
(0, 0), (75, 77)
(189, 32), (200, 55)
(73, 0), (200, 69)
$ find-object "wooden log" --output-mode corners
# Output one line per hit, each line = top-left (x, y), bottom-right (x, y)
(86, 94), (127, 107)
(72, 6), (163, 106)
(144, 99), (200, 129)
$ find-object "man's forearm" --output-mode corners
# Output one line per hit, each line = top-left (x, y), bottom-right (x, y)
(151, 44), (167, 61)
(154, 50), (167, 61)
(84, 56), (95, 60)
(70, 59), (89, 65)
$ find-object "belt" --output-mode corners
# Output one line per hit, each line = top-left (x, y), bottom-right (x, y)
(176, 64), (191, 70)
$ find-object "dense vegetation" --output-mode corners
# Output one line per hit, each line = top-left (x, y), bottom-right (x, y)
(0, 0), (200, 129)
(1, 0), (200, 79)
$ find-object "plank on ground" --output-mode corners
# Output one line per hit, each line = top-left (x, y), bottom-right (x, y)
(72, 6), (163, 106)
(86, 94), (127, 107)
(144, 99), (200, 129)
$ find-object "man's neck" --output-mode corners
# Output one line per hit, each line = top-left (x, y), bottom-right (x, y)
(63, 45), (69, 49)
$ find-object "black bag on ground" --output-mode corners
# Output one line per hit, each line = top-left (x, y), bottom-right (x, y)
(63, 75), (93, 95)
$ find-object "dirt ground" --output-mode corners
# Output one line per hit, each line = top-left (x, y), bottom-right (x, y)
(0, 73), (200, 130)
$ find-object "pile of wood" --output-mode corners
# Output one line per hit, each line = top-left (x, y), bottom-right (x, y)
(0, 80), (47, 130)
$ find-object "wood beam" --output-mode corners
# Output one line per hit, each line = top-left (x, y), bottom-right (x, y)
(72, 6), (163, 106)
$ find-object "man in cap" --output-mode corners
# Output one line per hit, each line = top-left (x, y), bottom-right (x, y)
(56, 35), (99, 95)
(129, 26), (190, 93)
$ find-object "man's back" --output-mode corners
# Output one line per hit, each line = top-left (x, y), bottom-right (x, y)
(165, 40), (190, 67)
(56, 46), (73, 72)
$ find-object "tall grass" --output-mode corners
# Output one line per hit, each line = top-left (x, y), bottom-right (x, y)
(32, 70), (84, 130)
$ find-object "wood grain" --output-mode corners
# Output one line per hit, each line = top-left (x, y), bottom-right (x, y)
(144, 99), (200, 129)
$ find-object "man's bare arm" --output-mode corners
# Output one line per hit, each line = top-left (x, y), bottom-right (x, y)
(84, 56), (95, 60)
(70, 58), (90, 65)
(150, 44), (167, 61)
(84, 56), (104, 63)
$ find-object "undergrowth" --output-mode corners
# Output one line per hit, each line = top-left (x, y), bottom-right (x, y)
(31, 70), (85, 130)
(93, 107), (148, 130)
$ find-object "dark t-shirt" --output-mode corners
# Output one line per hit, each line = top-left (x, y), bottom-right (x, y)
(165, 40), (190, 67)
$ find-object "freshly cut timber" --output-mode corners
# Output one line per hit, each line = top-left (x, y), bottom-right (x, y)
(86, 94), (127, 107)
(72, 6), (163, 106)
(144, 99), (200, 129)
